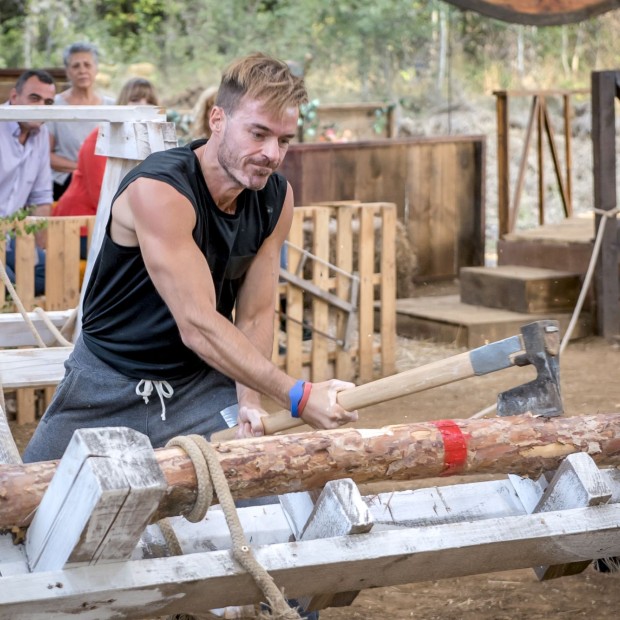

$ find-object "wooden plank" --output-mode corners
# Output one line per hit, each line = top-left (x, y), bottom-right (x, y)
(394, 294), (592, 348)
(532, 452), (612, 580)
(591, 70), (620, 341)
(335, 206), (354, 380)
(358, 206), (375, 382)
(380, 205), (397, 376)
(0, 105), (165, 123)
(295, 479), (372, 611)
(25, 427), (167, 572)
(310, 208), (330, 382)
(13, 221), (35, 310)
(133, 476), (547, 562)
(284, 213), (304, 377)
(0, 311), (74, 347)
(460, 265), (581, 313)
(15, 390), (35, 425)
(1, 504), (620, 618)
(44, 217), (82, 310)
(280, 137), (485, 280)
(0, 347), (72, 389)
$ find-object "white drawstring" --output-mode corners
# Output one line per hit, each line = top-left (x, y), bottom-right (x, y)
(136, 379), (174, 421)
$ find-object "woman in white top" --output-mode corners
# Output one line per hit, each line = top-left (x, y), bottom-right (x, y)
(48, 41), (115, 200)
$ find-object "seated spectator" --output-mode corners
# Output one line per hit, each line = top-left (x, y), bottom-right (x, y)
(0, 70), (56, 296)
(190, 85), (218, 139)
(49, 41), (115, 200)
(54, 77), (159, 258)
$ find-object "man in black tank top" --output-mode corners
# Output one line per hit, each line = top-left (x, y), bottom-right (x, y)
(23, 53), (358, 464)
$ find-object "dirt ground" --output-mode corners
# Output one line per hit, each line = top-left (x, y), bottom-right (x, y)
(7, 334), (620, 619)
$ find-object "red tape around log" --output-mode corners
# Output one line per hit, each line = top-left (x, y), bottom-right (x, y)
(431, 420), (468, 475)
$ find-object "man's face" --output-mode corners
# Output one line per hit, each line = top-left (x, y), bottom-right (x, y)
(215, 97), (298, 191)
(10, 76), (56, 131)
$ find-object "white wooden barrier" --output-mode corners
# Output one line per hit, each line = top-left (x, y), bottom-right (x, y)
(0, 427), (619, 618)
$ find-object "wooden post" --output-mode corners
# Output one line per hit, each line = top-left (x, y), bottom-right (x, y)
(495, 91), (510, 237)
(2, 413), (620, 530)
(591, 70), (620, 342)
(532, 452), (612, 580)
(25, 427), (167, 572)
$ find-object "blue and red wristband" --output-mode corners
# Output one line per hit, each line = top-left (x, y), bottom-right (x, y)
(289, 380), (305, 418)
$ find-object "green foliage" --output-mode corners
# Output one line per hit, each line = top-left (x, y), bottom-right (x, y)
(1, 206), (48, 238)
(1, 1), (619, 106)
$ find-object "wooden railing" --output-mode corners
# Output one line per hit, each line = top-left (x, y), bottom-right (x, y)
(494, 88), (589, 237)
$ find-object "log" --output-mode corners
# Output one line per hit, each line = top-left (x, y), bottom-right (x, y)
(1, 413), (620, 530)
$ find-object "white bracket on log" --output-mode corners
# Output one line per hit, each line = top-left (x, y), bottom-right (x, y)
(25, 427), (167, 572)
(531, 451), (612, 580)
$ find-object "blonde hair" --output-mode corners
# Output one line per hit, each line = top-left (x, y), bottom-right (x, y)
(216, 52), (307, 117)
(191, 85), (218, 139)
(117, 77), (158, 106)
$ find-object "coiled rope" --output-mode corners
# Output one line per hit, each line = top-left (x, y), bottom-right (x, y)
(160, 434), (302, 620)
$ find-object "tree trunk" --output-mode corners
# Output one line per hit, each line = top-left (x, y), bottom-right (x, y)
(1, 413), (620, 530)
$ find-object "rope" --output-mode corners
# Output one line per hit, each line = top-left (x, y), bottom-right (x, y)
(0, 257), (46, 348)
(163, 435), (301, 620)
(469, 207), (620, 420)
(559, 207), (620, 355)
(33, 307), (72, 347)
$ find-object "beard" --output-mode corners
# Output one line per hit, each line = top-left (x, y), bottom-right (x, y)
(217, 132), (275, 191)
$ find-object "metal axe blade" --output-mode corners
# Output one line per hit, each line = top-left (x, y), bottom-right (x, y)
(496, 320), (563, 417)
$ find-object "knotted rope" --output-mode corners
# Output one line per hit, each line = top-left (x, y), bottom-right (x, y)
(161, 434), (302, 620)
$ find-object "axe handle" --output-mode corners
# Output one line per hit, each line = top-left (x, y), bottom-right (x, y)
(212, 349), (478, 442)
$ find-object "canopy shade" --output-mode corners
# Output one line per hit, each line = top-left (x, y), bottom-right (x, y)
(445, 0), (620, 25)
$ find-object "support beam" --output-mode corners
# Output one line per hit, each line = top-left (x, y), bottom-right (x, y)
(0, 504), (620, 618)
(591, 70), (620, 341)
(25, 428), (167, 572)
(532, 452), (612, 580)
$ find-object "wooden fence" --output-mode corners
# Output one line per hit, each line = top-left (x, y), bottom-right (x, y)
(3, 202), (396, 423)
(275, 202), (396, 385)
(1, 216), (95, 424)
(279, 136), (486, 282)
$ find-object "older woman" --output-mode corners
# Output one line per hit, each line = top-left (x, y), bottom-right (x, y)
(48, 41), (115, 200)
(53, 77), (159, 258)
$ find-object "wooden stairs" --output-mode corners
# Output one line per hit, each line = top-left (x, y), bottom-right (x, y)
(395, 215), (596, 347)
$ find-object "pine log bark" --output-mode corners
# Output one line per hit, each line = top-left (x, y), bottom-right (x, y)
(1, 413), (620, 530)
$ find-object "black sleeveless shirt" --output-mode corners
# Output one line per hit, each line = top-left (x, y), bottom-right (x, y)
(81, 139), (287, 380)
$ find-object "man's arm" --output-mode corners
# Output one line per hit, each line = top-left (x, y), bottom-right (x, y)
(120, 178), (357, 431)
(232, 184), (294, 434)
(49, 132), (77, 174)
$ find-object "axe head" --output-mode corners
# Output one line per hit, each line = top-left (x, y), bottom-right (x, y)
(497, 320), (563, 417)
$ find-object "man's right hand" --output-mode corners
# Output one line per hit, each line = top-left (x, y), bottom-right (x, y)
(298, 379), (359, 430)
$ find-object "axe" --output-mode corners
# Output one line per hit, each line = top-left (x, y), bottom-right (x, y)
(211, 319), (563, 442)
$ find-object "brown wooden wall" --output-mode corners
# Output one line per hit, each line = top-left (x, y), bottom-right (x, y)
(280, 136), (486, 282)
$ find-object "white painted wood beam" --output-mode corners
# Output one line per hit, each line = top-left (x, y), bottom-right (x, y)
(0, 105), (166, 122)
(1, 504), (620, 619)
(25, 427), (167, 572)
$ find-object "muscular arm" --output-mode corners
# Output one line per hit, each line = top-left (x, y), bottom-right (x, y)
(120, 178), (297, 409)
(117, 177), (358, 431)
(232, 184), (293, 429)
